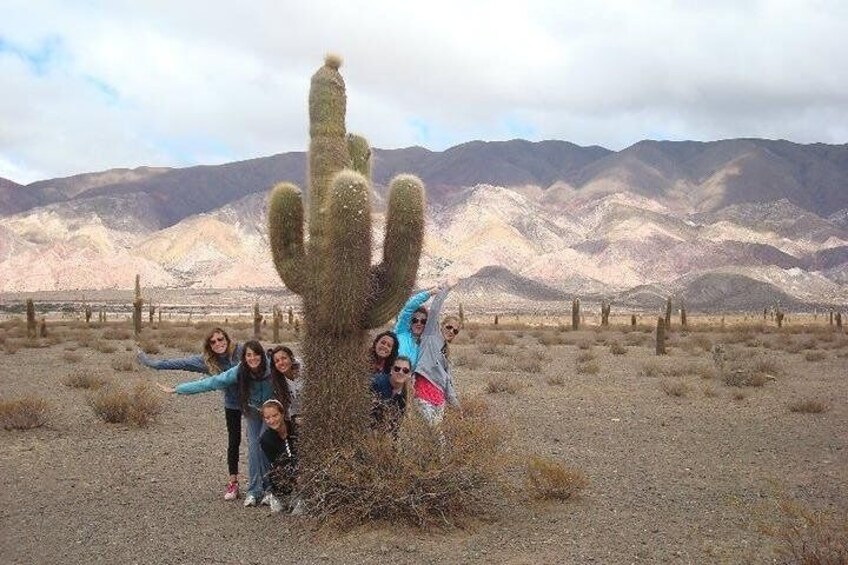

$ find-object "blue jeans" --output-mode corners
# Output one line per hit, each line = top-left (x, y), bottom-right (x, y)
(244, 411), (271, 498)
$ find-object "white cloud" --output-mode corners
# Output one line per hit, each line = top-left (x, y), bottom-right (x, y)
(1, 0), (846, 183)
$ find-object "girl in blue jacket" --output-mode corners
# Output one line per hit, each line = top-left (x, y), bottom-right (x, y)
(137, 327), (244, 501)
(157, 340), (276, 508)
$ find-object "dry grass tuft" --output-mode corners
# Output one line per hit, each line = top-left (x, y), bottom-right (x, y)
(138, 339), (160, 355)
(576, 351), (595, 363)
(788, 399), (830, 414)
(62, 351), (83, 364)
(609, 341), (626, 355)
(660, 379), (689, 397)
(546, 374), (565, 386)
(804, 351), (827, 362)
(770, 498), (848, 564)
(93, 340), (118, 354)
(576, 361), (600, 375)
(88, 383), (163, 426)
(0, 396), (50, 430)
(486, 376), (521, 394)
(110, 355), (138, 372)
(102, 327), (132, 341)
(525, 456), (589, 501)
(63, 370), (107, 390)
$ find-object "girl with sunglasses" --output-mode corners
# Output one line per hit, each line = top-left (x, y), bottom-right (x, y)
(137, 327), (244, 501)
(157, 340), (276, 508)
(394, 286), (439, 365)
(412, 280), (462, 425)
(370, 355), (412, 435)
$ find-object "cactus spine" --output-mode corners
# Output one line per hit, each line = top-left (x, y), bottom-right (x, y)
(267, 56), (425, 453)
(656, 317), (667, 355)
(572, 298), (580, 330)
(132, 275), (143, 336)
(601, 300), (611, 327)
(26, 299), (37, 338)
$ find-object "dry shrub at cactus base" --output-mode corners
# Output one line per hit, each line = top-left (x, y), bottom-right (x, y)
(297, 397), (507, 528)
(88, 383), (163, 427)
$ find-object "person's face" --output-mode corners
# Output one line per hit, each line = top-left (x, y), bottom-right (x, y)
(273, 350), (292, 374)
(389, 360), (412, 386)
(374, 335), (395, 359)
(411, 313), (427, 337)
(209, 332), (228, 355)
(262, 406), (284, 431)
(441, 322), (460, 343)
(245, 348), (262, 370)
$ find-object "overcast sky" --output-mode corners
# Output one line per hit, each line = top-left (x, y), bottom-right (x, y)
(1, 0), (846, 184)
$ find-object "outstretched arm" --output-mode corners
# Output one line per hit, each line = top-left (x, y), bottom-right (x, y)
(137, 351), (207, 373)
(173, 364), (240, 395)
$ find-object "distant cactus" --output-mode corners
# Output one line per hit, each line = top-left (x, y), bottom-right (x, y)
(631, 314), (636, 326)
(39, 317), (47, 338)
(458, 302), (465, 325)
(601, 300), (611, 327)
(132, 275), (143, 336)
(494, 313), (499, 326)
(656, 317), (667, 355)
(253, 302), (263, 339)
(836, 311), (843, 329)
(775, 304), (784, 328)
(272, 305), (282, 342)
(266, 56), (425, 454)
(26, 299), (36, 339)
(680, 301), (687, 328)
(287, 306), (294, 326)
(84, 304), (92, 325)
(148, 303), (156, 325)
(664, 297), (672, 329)
(829, 308), (834, 326)
(572, 298), (580, 330)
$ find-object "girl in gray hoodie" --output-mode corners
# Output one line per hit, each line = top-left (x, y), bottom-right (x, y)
(412, 282), (462, 425)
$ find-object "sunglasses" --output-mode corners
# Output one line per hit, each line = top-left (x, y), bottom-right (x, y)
(444, 325), (460, 335)
(209, 337), (227, 344)
(391, 366), (411, 374)
(411, 317), (427, 324)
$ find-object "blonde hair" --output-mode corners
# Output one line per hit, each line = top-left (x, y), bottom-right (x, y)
(202, 327), (236, 374)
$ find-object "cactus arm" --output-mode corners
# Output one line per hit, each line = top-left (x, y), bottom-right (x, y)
(319, 170), (373, 335)
(268, 182), (307, 295)
(364, 174), (426, 328)
(347, 134), (372, 181)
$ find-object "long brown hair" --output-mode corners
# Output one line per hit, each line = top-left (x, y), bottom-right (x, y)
(268, 345), (297, 415)
(237, 340), (268, 413)
(202, 327), (237, 374)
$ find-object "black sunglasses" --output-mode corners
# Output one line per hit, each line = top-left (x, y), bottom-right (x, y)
(391, 366), (411, 374)
(411, 317), (427, 324)
(444, 325), (460, 335)
(209, 337), (227, 344)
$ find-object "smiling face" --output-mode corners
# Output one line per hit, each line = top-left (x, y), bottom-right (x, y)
(374, 335), (396, 359)
(244, 348), (263, 370)
(262, 404), (285, 431)
(208, 331), (228, 355)
(389, 358), (412, 388)
(273, 349), (293, 375)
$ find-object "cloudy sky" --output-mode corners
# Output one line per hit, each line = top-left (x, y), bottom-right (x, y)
(1, 0), (846, 184)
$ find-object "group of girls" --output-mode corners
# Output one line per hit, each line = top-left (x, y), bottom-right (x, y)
(139, 333), (303, 513)
(137, 280), (462, 514)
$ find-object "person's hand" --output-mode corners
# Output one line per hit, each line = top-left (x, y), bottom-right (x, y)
(156, 383), (176, 394)
(442, 276), (459, 290)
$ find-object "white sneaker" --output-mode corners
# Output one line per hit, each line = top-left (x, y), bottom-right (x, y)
(260, 492), (274, 507)
(243, 494), (258, 507)
(268, 495), (284, 513)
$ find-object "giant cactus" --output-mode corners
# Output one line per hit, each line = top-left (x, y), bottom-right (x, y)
(267, 55), (425, 453)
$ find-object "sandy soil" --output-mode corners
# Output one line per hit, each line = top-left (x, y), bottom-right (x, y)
(1, 320), (846, 564)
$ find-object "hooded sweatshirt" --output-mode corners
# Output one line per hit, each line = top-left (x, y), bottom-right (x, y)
(412, 287), (459, 408)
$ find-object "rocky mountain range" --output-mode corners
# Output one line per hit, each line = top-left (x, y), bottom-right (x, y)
(1, 138), (847, 312)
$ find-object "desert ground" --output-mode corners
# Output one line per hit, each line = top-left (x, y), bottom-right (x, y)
(1, 313), (846, 564)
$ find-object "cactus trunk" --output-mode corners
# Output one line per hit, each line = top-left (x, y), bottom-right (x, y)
(26, 299), (36, 339)
(572, 298), (580, 330)
(656, 317), (666, 355)
(132, 275), (143, 336)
